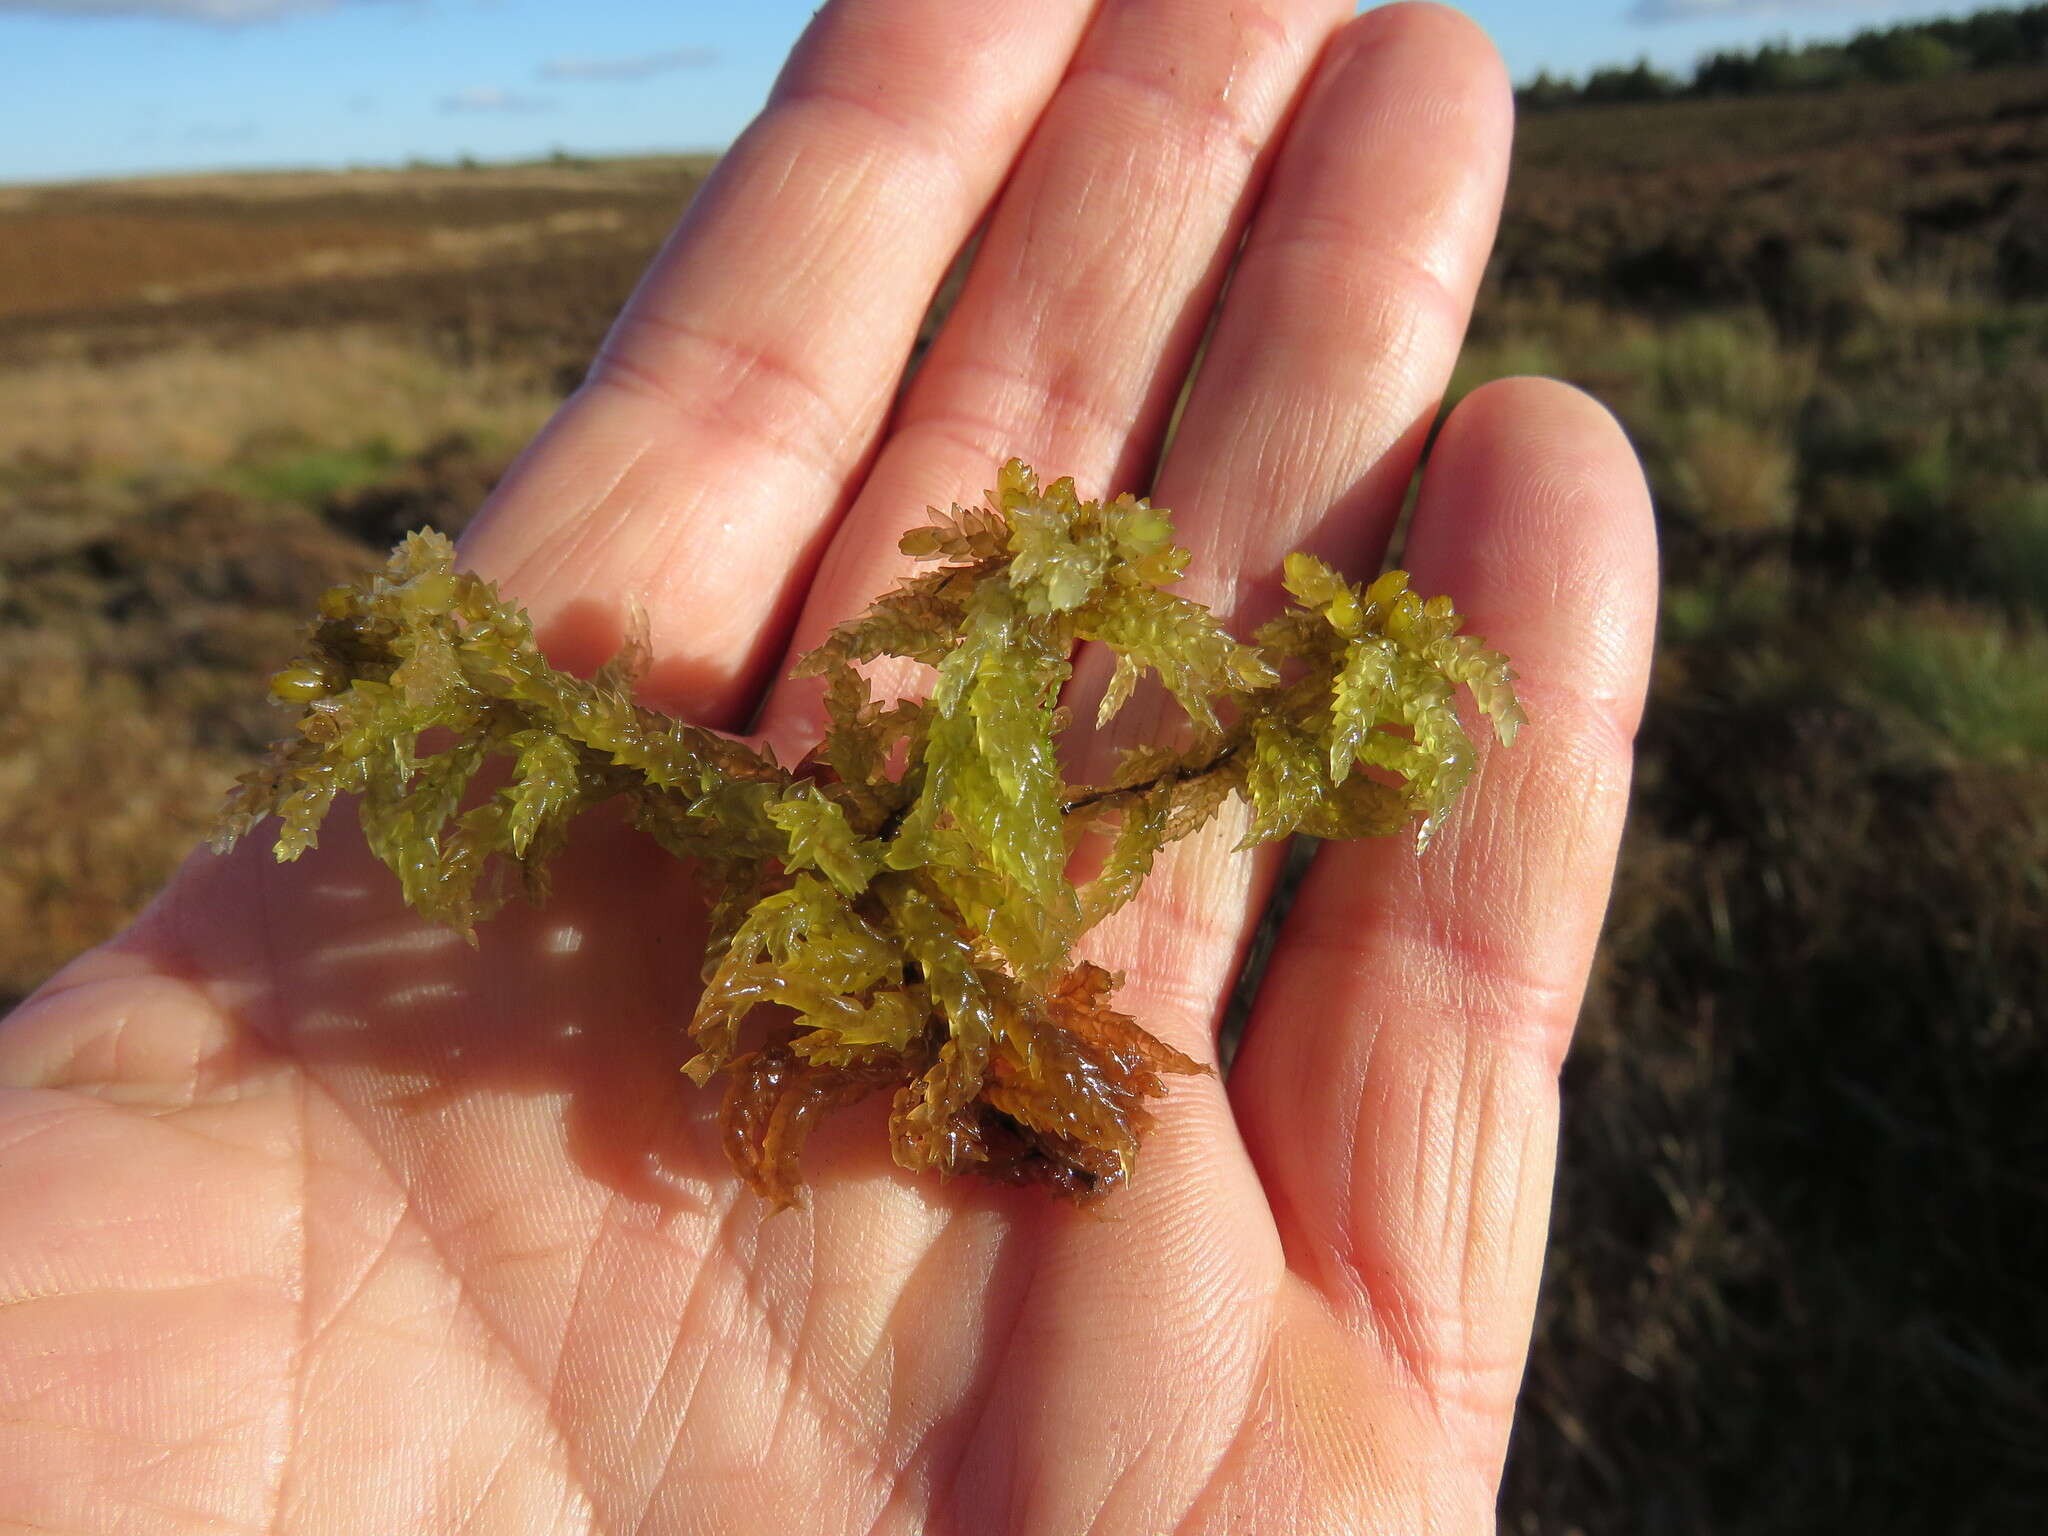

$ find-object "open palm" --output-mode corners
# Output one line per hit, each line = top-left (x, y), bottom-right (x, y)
(0, 3), (1654, 1531)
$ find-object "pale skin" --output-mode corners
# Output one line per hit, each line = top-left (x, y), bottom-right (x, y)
(0, 2), (1657, 1531)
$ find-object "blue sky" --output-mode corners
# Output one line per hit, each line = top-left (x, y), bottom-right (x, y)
(0, 0), (1991, 183)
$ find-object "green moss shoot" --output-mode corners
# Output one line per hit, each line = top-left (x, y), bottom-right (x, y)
(214, 460), (1523, 1206)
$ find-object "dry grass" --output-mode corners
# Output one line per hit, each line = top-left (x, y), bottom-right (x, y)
(0, 156), (712, 322)
(0, 643), (233, 990)
(0, 487), (375, 1003)
(0, 171), (620, 1008)
(0, 328), (557, 483)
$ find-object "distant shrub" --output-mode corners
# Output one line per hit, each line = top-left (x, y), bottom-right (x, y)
(1854, 31), (1964, 82)
(1632, 314), (1814, 427)
(1666, 411), (1798, 535)
(1964, 483), (2048, 614)
(0, 330), (558, 492)
(1519, 3), (2047, 106)
(1457, 306), (1814, 549)
(1659, 560), (1795, 646)
(1775, 244), (1892, 340)
(1582, 59), (1683, 105)
(1850, 601), (2048, 764)
(1749, 41), (1860, 94)
(1515, 69), (1578, 113)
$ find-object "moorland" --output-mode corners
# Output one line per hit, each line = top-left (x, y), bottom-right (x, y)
(2, 54), (2044, 1536)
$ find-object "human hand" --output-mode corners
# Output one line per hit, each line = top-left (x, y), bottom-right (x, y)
(0, 2), (1655, 1530)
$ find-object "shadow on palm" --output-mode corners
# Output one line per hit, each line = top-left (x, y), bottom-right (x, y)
(169, 794), (1012, 1225)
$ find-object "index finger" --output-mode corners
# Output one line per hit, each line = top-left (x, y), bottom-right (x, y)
(459, 0), (1101, 726)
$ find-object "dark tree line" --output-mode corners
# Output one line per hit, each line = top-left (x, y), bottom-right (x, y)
(1518, 3), (2048, 110)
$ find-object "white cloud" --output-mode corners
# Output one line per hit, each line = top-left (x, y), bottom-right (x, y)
(0, 0), (358, 20)
(538, 46), (717, 82)
(1630, 0), (1903, 21)
(440, 86), (556, 114)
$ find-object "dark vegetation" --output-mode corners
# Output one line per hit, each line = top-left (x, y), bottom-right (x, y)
(1, 41), (2043, 1536)
(1519, 3), (2048, 109)
(1483, 51), (2048, 1536)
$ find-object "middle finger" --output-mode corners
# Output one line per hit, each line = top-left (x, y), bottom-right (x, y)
(1075, 0), (1514, 1049)
(755, 0), (1357, 750)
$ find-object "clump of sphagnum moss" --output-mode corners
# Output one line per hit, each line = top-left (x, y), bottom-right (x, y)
(215, 460), (1523, 1206)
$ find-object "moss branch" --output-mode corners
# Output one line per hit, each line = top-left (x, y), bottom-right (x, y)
(214, 460), (1520, 1205)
